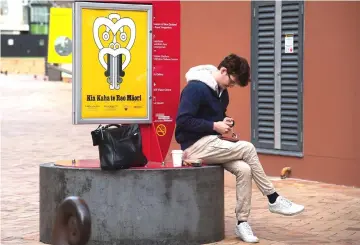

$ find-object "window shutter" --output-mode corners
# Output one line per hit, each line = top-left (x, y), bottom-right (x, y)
(251, 1), (276, 150)
(280, 1), (304, 152)
(252, 1), (304, 155)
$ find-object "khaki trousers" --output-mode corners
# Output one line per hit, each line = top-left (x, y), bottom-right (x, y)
(183, 135), (276, 221)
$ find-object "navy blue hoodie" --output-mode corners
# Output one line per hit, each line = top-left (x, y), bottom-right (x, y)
(175, 65), (229, 150)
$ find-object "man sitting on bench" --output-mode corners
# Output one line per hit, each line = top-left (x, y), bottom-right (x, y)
(175, 54), (305, 243)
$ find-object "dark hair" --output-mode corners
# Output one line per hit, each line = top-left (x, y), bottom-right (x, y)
(217, 53), (251, 87)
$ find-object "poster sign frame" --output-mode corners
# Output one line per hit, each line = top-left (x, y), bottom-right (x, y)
(72, 1), (153, 124)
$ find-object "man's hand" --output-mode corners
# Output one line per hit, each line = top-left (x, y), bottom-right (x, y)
(223, 117), (235, 127)
(213, 121), (231, 134)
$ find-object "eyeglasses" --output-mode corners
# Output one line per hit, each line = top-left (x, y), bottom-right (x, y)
(227, 71), (251, 87)
(228, 74), (237, 86)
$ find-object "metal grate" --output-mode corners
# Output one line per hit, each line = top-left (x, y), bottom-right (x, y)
(254, 3), (276, 148)
(251, 1), (304, 154)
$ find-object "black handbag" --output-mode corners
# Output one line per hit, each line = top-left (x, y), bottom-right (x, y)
(91, 124), (148, 170)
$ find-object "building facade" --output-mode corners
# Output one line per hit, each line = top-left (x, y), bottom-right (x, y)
(168, 1), (360, 187)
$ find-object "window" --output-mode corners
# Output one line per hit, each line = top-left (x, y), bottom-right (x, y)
(22, 6), (29, 26)
(30, 6), (49, 23)
(0, 0), (9, 27)
(251, 1), (304, 157)
(29, 5), (50, 34)
(0, 0), (8, 16)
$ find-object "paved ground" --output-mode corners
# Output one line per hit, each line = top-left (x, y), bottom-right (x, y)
(1, 77), (360, 245)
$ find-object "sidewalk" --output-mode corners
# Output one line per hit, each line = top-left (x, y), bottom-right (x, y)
(216, 176), (360, 245)
(1, 79), (359, 245)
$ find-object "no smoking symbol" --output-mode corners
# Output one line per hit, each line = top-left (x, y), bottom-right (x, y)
(156, 124), (166, 136)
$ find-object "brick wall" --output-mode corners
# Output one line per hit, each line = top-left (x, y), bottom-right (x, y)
(1, 58), (45, 75)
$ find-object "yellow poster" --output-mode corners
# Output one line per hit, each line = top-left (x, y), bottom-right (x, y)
(47, 7), (72, 64)
(79, 7), (150, 121)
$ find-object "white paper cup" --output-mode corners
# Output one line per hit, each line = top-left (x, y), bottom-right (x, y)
(171, 150), (183, 167)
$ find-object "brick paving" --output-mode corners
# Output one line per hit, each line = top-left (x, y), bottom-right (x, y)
(1, 77), (360, 245)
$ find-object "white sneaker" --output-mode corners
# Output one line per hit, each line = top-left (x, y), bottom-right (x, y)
(235, 222), (259, 243)
(268, 196), (305, 216)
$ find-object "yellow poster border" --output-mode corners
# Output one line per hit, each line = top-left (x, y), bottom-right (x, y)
(72, 2), (153, 125)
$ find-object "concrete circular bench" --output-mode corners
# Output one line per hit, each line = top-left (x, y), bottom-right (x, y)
(39, 160), (225, 245)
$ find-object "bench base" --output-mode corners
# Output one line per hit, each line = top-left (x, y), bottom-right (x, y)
(39, 160), (225, 244)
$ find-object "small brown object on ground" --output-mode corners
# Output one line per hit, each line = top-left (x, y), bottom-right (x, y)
(281, 167), (292, 179)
